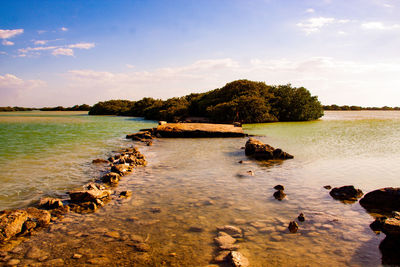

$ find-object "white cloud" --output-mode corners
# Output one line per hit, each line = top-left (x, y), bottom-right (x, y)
(306, 8), (315, 13)
(38, 30), (47, 34)
(2, 40), (14, 46)
(34, 40), (48, 45)
(0, 29), (24, 39)
(0, 74), (47, 106)
(297, 17), (349, 35)
(361, 21), (400, 30)
(64, 57), (400, 107)
(126, 64), (135, 69)
(52, 48), (74, 56)
(60, 27), (68, 32)
(68, 42), (95, 49)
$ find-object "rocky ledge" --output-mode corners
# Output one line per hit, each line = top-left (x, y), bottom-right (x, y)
(329, 185), (363, 202)
(359, 187), (400, 213)
(127, 122), (247, 140)
(0, 146), (146, 244)
(245, 138), (293, 160)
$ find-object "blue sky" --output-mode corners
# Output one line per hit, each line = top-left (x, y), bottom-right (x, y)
(1, 0), (400, 107)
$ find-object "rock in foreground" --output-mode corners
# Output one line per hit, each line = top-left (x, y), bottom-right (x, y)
(329, 185), (363, 202)
(360, 187), (400, 212)
(245, 138), (293, 160)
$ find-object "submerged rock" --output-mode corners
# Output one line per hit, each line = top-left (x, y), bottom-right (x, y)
(229, 251), (249, 267)
(92, 158), (109, 164)
(214, 232), (239, 250)
(126, 131), (154, 141)
(298, 213), (305, 222)
(273, 190), (286, 201)
(245, 138), (293, 160)
(102, 172), (120, 185)
(288, 221), (299, 233)
(38, 197), (63, 209)
(274, 185), (284, 191)
(360, 187), (400, 212)
(329, 185), (363, 201)
(68, 183), (112, 203)
(216, 225), (243, 238)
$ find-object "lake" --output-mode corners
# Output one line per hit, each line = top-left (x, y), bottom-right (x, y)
(0, 110), (399, 266)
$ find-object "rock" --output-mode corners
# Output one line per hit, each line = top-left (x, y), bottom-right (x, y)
(26, 247), (48, 259)
(273, 190), (286, 201)
(104, 231), (120, 239)
(274, 185), (284, 191)
(329, 185), (363, 201)
(324, 185), (332, 190)
(298, 213), (305, 222)
(119, 191), (132, 198)
(126, 131), (153, 141)
(360, 187), (400, 212)
(229, 251), (249, 267)
(382, 218), (400, 236)
(238, 160), (243, 164)
(245, 138), (293, 160)
(380, 235), (400, 265)
(111, 164), (131, 176)
(288, 221), (298, 233)
(188, 226), (204, 232)
(214, 251), (230, 263)
(130, 234), (144, 243)
(129, 242), (151, 252)
(370, 217), (387, 232)
(155, 123), (246, 138)
(159, 121), (167, 125)
(87, 257), (110, 264)
(39, 197), (63, 209)
(214, 232), (239, 250)
(26, 207), (51, 227)
(92, 158), (109, 164)
(102, 172), (120, 184)
(150, 207), (161, 213)
(216, 225), (242, 238)
(68, 183), (112, 203)
(6, 259), (20, 266)
(0, 209), (28, 241)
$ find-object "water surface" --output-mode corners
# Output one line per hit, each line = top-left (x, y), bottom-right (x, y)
(1, 111), (400, 266)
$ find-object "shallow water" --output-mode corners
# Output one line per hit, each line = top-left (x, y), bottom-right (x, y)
(1, 111), (400, 266)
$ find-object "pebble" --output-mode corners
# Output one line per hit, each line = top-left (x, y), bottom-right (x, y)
(104, 231), (120, 239)
(72, 253), (83, 259)
(43, 258), (64, 266)
(6, 259), (20, 266)
(87, 257), (110, 264)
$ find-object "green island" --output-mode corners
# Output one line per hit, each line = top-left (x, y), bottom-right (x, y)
(88, 79), (324, 123)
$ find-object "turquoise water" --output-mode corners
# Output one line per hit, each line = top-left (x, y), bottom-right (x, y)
(1, 110), (400, 266)
(0, 111), (157, 209)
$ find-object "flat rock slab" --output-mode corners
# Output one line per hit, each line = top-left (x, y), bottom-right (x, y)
(360, 187), (400, 213)
(156, 123), (246, 137)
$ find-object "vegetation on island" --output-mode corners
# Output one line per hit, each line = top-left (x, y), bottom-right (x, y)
(323, 105), (400, 111)
(89, 80), (325, 123)
(0, 104), (91, 112)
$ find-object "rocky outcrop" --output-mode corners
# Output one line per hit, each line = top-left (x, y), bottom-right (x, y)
(360, 187), (400, 212)
(38, 197), (63, 209)
(229, 251), (249, 267)
(155, 123), (247, 138)
(245, 138), (293, 160)
(68, 183), (112, 203)
(0, 208), (51, 242)
(329, 185), (363, 201)
(126, 131), (154, 142)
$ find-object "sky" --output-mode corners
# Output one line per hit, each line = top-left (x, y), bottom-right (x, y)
(0, 0), (400, 107)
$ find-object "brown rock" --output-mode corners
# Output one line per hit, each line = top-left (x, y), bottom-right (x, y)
(274, 185), (284, 191)
(92, 159), (109, 164)
(330, 185), (363, 201)
(324, 185), (332, 190)
(214, 251), (230, 262)
(111, 164), (130, 176)
(26, 207), (51, 226)
(129, 242), (151, 252)
(229, 251), (249, 267)
(0, 209), (28, 242)
(119, 191), (132, 198)
(102, 172), (120, 184)
(288, 221), (298, 233)
(214, 232), (239, 250)
(6, 259), (20, 266)
(26, 247), (48, 259)
(39, 197), (63, 209)
(216, 225), (242, 238)
(360, 187), (400, 212)
(298, 213), (305, 222)
(68, 183), (112, 203)
(273, 190), (286, 201)
(382, 218), (400, 236)
(72, 253), (82, 259)
(245, 138), (293, 160)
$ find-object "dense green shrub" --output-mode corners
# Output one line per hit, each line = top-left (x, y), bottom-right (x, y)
(89, 80), (325, 122)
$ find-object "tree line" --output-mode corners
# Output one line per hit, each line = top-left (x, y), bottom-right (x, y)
(323, 105), (400, 111)
(0, 104), (91, 112)
(89, 80), (325, 123)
